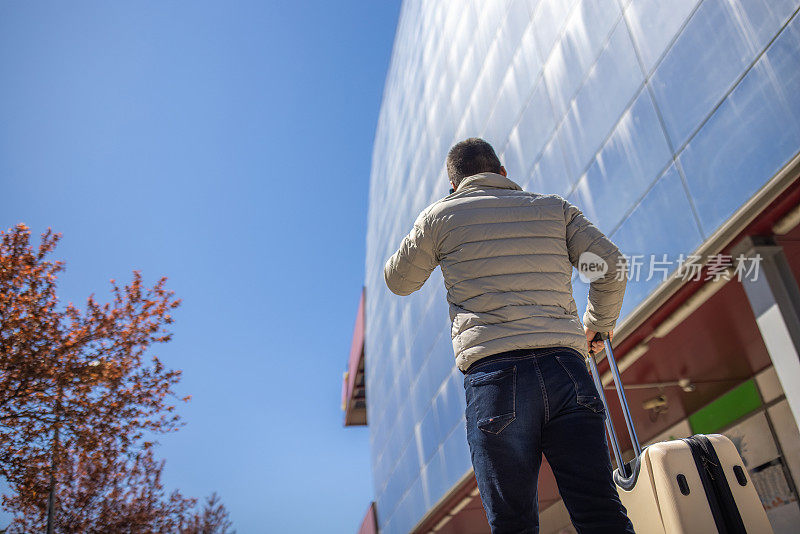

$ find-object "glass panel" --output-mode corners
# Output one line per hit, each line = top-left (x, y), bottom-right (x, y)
(450, 1), (478, 56)
(680, 13), (800, 236)
(410, 347), (440, 425)
(509, 79), (557, 180)
(611, 165), (704, 318)
(557, 21), (643, 180)
(530, 135), (572, 197)
(421, 448), (448, 509)
(442, 415), (472, 483)
(452, 44), (480, 114)
(429, 332), (456, 398)
(380, 451), (404, 520)
(410, 301), (446, 369)
(484, 70), (521, 149)
(650, 0), (799, 148)
(485, 16), (541, 149)
(473, 1), (502, 61)
(409, 373), (430, 437)
(533, 0), (580, 61)
(544, 0), (621, 118)
(519, 0), (542, 16)
(623, 0), (700, 75)
(501, 129), (530, 183)
(504, 0), (536, 53)
(433, 367), (463, 438)
(458, 100), (482, 140)
(517, 12), (543, 83)
(404, 476), (426, 534)
(570, 88), (672, 235)
(568, 271), (591, 327)
(428, 449), (453, 510)
(441, 0), (462, 44)
(475, 39), (506, 106)
(397, 396), (416, 459)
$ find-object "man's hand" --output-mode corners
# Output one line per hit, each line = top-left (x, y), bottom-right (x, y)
(585, 328), (612, 354)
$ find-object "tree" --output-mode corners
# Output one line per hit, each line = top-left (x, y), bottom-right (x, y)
(0, 224), (233, 532)
(6, 446), (193, 533)
(180, 493), (235, 534)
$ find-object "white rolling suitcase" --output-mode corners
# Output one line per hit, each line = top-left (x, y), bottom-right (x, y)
(587, 332), (773, 534)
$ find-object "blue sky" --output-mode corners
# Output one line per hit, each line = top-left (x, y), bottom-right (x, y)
(0, 1), (401, 531)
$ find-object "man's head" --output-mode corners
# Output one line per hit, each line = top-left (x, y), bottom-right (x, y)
(446, 138), (506, 191)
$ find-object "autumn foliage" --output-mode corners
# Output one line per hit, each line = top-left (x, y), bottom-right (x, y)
(0, 224), (233, 533)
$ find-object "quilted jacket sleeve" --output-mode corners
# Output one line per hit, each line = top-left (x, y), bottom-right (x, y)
(564, 200), (627, 333)
(384, 210), (439, 296)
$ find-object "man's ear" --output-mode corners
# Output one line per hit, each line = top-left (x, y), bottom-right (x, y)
(499, 166), (507, 177)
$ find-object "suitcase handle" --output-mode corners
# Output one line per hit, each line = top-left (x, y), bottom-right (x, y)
(587, 332), (643, 474)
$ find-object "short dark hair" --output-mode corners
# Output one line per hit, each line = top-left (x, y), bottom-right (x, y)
(446, 138), (502, 187)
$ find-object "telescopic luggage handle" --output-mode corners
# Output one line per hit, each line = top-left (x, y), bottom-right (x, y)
(587, 332), (642, 476)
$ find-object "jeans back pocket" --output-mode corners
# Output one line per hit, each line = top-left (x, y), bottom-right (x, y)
(469, 366), (516, 434)
(555, 352), (605, 415)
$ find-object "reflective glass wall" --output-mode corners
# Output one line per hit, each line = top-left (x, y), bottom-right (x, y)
(365, 1), (800, 532)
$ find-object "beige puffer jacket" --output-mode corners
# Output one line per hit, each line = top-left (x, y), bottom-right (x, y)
(384, 172), (627, 372)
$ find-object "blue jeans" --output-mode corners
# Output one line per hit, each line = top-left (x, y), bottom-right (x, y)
(463, 347), (635, 534)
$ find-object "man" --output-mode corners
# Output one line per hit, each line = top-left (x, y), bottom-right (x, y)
(384, 138), (634, 533)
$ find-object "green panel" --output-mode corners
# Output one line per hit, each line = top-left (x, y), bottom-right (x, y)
(689, 380), (762, 435)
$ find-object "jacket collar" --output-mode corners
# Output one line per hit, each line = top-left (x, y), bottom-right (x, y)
(455, 172), (523, 193)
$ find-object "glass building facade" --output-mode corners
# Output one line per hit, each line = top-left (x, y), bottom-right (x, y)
(364, 1), (800, 532)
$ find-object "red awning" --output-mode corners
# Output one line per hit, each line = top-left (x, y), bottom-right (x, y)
(342, 288), (367, 426)
(357, 502), (378, 534)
